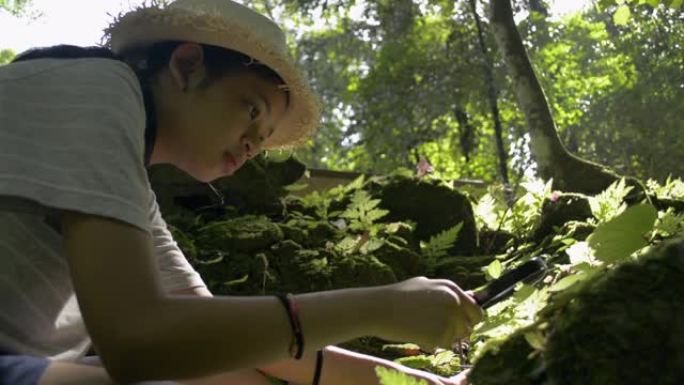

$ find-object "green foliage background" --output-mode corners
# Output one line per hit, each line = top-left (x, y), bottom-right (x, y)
(254, 0), (682, 183)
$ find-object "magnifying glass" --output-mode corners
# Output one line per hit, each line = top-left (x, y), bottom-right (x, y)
(472, 257), (548, 309)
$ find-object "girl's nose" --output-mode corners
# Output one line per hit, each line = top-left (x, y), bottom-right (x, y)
(242, 135), (260, 159)
(243, 139), (253, 159)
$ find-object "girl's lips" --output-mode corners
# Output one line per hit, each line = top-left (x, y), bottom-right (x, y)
(223, 151), (238, 173)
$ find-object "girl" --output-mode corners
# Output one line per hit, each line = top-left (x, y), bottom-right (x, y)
(0, 0), (482, 384)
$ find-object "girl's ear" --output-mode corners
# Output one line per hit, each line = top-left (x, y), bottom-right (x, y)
(168, 43), (207, 92)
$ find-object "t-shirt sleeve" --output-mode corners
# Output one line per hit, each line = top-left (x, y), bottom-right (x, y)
(147, 189), (207, 292)
(0, 58), (150, 231)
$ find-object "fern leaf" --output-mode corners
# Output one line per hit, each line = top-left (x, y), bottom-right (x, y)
(422, 222), (463, 259)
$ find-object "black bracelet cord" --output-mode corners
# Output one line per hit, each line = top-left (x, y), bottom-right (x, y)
(275, 293), (304, 359)
(312, 349), (324, 385)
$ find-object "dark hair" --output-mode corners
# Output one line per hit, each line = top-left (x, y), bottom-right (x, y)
(12, 43), (288, 166)
(126, 41), (286, 89)
(12, 42), (286, 88)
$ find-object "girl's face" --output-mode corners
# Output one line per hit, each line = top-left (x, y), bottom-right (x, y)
(151, 43), (288, 182)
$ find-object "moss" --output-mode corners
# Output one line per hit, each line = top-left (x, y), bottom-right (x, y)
(469, 329), (542, 385)
(331, 254), (397, 288)
(196, 215), (283, 253)
(543, 238), (684, 385)
(374, 240), (424, 280)
(195, 251), (272, 295)
(470, 238), (684, 385)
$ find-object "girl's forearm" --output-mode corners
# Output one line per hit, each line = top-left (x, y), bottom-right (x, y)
(259, 345), (405, 385)
(102, 288), (384, 383)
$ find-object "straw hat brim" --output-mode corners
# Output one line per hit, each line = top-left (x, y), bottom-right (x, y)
(104, 4), (320, 150)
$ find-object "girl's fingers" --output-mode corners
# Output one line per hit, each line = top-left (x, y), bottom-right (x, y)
(433, 279), (484, 327)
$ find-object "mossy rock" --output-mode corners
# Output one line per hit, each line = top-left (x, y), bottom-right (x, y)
(533, 193), (592, 241)
(149, 156), (306, 217)
(468, 329), (541, 385)
(543, 237), (684, 385)
(277, 220), (340, 249)
(213, 156), (306, 215)
(272, 247), (335, 293)
(266, 240), (396, 292)
(330, 254), (397, 289)
(194, 251), (272, 295)
(195, 215), (283, 253)
(470, 237), (684, 385)
(374, 238), (424, 280)
(367, 176), (478, 255)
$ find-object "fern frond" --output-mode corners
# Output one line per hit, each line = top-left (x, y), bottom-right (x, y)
(421, 222), (463, 260)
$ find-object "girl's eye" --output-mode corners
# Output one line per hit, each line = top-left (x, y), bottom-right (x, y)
(249, 104), (260, 120)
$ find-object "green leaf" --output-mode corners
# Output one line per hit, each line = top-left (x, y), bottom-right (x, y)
(487, 260), (503, 279)
(566, 241), (597, 266)
(524, 330), (546, 350)
(430, 350), (457, 366)
(589, 178), (632, 223)
(375, 366), (428, 385)
(394, 356), (431, 370)
(671, 0), (683, 8)
(284, 182), (309, 192)
(548, 274), (585, 292)
(613, 5), (631, 25)
(223, 274), (249, 286)
(513, 284), (536, 302)
(587, 204), (657, 263)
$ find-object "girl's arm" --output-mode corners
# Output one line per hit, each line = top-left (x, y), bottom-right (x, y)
(173, 288), (468, 385)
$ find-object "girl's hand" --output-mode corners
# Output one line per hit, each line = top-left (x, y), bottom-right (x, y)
(376, 277), (483, 350)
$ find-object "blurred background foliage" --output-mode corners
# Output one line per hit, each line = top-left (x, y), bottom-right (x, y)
(251, 0), (683, 184)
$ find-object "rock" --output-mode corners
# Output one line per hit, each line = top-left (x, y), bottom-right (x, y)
(148, 155), (306, 217)
(533, 193), (592, 240)
(478, 229), (516, 255)
(213, 156), (306, 215)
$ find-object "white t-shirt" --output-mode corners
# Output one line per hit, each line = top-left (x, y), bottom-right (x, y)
(0, 57), (207, 361)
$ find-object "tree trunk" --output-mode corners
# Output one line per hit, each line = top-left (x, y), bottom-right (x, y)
(488, 0), (641, 196)
(469, 0), (510, 185)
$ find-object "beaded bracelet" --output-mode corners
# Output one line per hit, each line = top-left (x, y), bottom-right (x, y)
(275, 293), (304, 359)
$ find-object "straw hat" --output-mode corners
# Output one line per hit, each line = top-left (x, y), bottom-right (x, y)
(104, 0), (320, 149)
